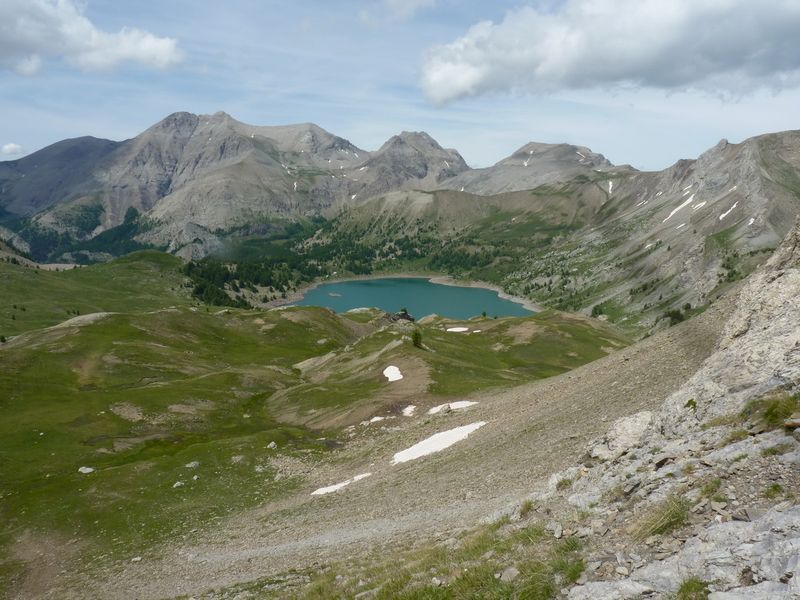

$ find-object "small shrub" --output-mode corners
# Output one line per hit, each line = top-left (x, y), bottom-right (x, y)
(684, 398), (697, 411)
(515, 567), (556, 600)
(519, 499), (534, 519)
(741, 393), (799, 430)
(411, 329), (423, 349)
(764, 483), (783, 499)
(722, 429), (749, 445)
(552, 557), (584, 584)
(556, 478), (573, 491)
(676, 577), (709, 600)
(763, 394), (799, 428)
(554, 537), (581, 555)
(634, 495), (690, 540)
(664, 308), (686, 325)
(761, 444), (792, 457)
(700, 478), (721, 498)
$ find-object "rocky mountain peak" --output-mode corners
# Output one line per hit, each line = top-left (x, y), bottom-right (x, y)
(377, 131), (468, 170)
(499, 141), (612, 169)
(151, 112), (201, 137)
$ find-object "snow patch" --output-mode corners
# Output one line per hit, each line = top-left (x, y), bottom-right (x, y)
(428, 401), (478, 415)
(748, 217), (755, 226)
(644, 243), (654, 250)
(369, 416), (385, 423)
(78, 466), (94, 474)
(729, 185), (738, 193)
(446, 327), (469, 333)
(576, 151), (586, 159)
(392, 422), (487, 464)
(692, 201), (707, 210)
(675, 223), (687, 230)
(635, 200), (648, 208)
(351, 194), (357, 200)
(719, 201), (739, 220)
(655, 191), (663, 197)
(383, 365), (403, 382)
(607, 181), (613, 195)
(293, 181), (297, 191)
(662, 194), (695, 223)
(311, 473), (372, 496)
(683, 184), (693, 191)
(402, 405), (416, 417)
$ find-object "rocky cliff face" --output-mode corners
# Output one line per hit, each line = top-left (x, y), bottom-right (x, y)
(548, 220), (800, 598)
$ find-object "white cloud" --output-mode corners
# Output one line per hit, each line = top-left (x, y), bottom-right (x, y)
(1, 143), (24, 156)
(421, 0), (800, 103)
(0, 0), (183, 75)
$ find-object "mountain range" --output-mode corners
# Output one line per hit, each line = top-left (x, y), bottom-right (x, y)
(2, 113), (800, 599)
(2, 112), (800, 330)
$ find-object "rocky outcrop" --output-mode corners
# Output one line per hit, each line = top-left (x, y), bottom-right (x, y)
(657, 218), (800, 436)
(554, 220), (800, 598)
(588, 411), (653, 462)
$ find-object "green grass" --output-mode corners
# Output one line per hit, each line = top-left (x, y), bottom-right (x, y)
(741, 392), (799, 429)
(272, 523), (580, 599)
(0, 304), (362, 589)
(0, 251), (631, 594)
(700, 478), (722, 499)
(275, 309), (630, 422)
(634, 495), (690, 540)
(0, 251), (191, 336)
(426, 310), (629, 396)
(676, 577), (709, 600)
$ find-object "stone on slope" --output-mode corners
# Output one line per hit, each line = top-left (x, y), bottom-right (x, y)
(588, 411), (653, 461)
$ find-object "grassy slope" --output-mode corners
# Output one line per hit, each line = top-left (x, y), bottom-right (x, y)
(0, 251), (191, 336)
(274, 309), (629, 427)
(0, 254), (630, 595)
(0, 305), (359, 587)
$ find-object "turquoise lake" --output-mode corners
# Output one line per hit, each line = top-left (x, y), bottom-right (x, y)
(294, 277), (533, 319)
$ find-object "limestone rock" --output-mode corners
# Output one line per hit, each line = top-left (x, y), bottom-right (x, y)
(499, 566), (520, 583)
(588, 411), (653, 462)
(568, 580), (652, 600)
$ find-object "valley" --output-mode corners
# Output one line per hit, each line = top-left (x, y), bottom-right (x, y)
(1, 114), (799, 599)
(0, 251), (630, 597)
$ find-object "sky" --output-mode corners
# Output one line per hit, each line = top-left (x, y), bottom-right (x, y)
(2, 0), (800, 170)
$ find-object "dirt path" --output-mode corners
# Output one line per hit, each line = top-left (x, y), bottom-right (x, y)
(72, 297), (732, 599)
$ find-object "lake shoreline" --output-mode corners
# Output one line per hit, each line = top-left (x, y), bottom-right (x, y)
(266, 272), (542, 315)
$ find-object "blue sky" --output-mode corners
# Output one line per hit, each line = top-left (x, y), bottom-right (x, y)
(2, 0), (800, 170)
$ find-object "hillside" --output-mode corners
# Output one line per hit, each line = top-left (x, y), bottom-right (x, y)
(10, 214), (794, 600)
(0, 252), (633, 598)
(2, 121), (800, 598)
(315, 132), (800, 330)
